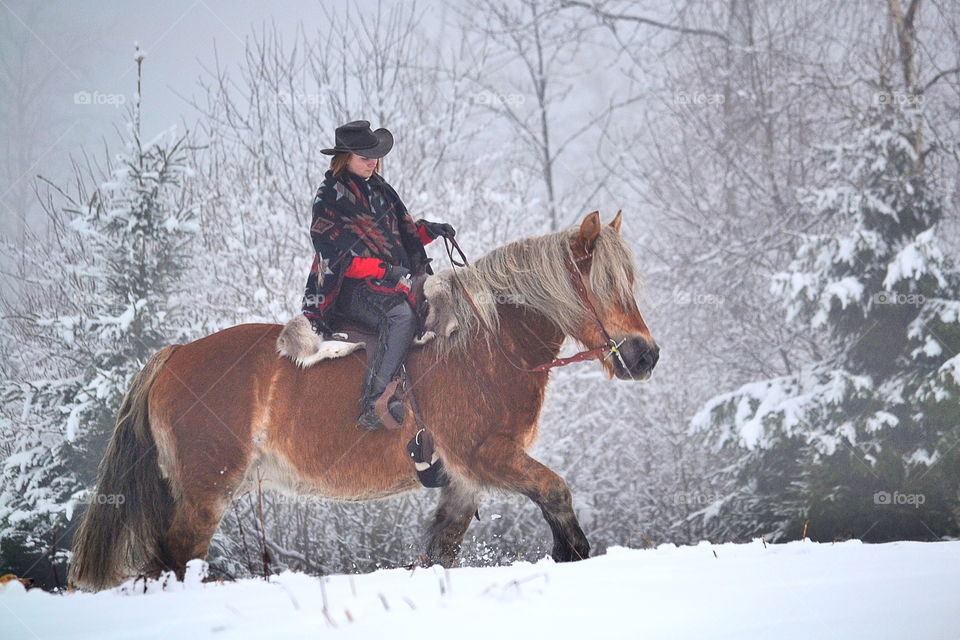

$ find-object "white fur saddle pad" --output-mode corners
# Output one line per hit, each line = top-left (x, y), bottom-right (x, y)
(276, 272), (459, 368)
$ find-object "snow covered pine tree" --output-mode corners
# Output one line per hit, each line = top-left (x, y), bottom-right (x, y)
(0, 47), (198, 589)
(691, 98), (960, 543)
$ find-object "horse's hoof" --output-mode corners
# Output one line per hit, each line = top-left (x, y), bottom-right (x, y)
(552, 541), (590, 562)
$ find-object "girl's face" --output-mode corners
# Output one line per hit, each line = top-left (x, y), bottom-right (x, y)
(347, 153), (379, 179)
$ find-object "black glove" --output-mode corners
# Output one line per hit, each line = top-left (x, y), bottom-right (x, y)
(380, 264), (411, 287)
(419, 219), (456, 240)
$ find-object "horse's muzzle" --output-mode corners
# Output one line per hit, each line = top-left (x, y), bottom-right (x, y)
(612, 336), (659, 380)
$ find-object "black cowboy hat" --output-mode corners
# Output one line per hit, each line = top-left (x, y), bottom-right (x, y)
(320, 119), (394, 158)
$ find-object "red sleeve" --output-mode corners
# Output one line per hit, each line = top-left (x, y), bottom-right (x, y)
(417, 223), (434, 245)
(344, 256), (387, 279)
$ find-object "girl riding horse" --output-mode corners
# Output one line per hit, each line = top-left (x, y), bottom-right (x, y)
(301, 120), (456, 430)
(68, 208), (659, 590)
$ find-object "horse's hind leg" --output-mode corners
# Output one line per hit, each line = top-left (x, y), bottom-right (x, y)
(482, 448), (590, 562)
(425, 480), (481, 567)
(156, 489), (233, 581)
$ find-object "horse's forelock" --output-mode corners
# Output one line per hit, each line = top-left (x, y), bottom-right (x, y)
(588, 225), (642, 307)
(430, 225), (641, 359)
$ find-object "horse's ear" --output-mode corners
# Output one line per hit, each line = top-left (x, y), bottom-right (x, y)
(579, 211), (602, 253)
(609, 209), (623, 233)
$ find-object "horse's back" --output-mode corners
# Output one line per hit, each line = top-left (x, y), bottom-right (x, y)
(151, 323), (284, 419)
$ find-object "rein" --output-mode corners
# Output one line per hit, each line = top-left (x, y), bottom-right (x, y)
(440, 235), (628, 373)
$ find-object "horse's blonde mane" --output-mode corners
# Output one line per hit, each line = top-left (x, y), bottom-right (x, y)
(428, 225), (641, 360)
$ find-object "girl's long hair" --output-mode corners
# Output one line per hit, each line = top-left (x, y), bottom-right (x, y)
(330, 152), (381, 178)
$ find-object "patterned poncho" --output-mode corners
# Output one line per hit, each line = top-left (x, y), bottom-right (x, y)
(301, 169), (435, 333)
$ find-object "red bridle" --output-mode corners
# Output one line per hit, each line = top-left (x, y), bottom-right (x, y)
(441, 235), (629, 373)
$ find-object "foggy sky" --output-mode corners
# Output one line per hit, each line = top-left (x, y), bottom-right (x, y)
(0, 0), (455, 245)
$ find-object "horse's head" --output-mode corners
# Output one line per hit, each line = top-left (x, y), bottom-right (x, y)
(568, 210), (659, 381)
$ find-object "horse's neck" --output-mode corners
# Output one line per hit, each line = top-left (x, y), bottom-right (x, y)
(488, 303), (565, 372)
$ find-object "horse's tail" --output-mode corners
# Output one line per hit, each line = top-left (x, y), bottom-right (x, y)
(68, 344), (180, 591)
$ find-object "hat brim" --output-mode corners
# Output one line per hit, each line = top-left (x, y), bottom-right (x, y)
(320, 127), (394, 158)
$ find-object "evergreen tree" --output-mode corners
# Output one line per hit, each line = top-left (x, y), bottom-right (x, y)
(691, 97), (960, 542)
(0, 47), (198, 588)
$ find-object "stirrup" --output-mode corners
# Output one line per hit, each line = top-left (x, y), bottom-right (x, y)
(387, 397), (406, 423)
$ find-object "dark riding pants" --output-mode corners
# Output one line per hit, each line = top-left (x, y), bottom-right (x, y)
(339, 279), (417, 403)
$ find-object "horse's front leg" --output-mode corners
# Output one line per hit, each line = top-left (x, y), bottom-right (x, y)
(425, 479), (481, 567)
(475, 442), (590, 562)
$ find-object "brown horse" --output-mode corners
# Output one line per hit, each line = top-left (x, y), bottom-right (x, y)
(69, 210), (659, 590)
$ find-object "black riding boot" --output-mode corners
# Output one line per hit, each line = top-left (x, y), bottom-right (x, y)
(338, 280), (418, 430)
(358, 370), (405, 430)
(357, 300), (418, 430)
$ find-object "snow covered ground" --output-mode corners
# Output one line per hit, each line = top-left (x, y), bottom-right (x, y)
(2, 539), (958, 640)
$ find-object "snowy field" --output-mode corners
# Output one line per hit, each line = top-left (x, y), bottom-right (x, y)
(2, 539), (958, 640)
